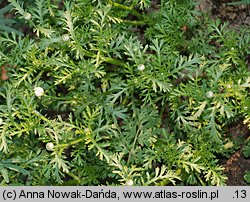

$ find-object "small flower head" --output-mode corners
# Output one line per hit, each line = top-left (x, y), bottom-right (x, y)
(137, 64), (145, 71)
(125, 179), (134, 186)
(62, 34), (70, 42)
(46, 142), (54, 151)
(206, 91), (214, 98)
(34, 87), (44, 97)
(23, 12), (31, 20)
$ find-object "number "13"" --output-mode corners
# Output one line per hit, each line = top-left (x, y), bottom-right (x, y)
(234, 190), (246, 198)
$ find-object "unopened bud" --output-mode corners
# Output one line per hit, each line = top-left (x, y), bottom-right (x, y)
(125, 179), (134, 186)
(24, 12), (31, 20)
(62, 34), (70, 42)
(34, 87), (44, 97)
(46, 142), (54, 151)
(206, 91), (214, 98)
(137, 64), (145, 71)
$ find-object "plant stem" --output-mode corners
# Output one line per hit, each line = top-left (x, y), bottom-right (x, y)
(55, 137), (85, 149)
(127, 124), (142, 164)
(32, 110), (50, 122)
(77, 45), (126, 67)
(45, 95), (80, 101)
(66, 172), (81, 184)
(122, 19), (147, 26)
(102, 56), (126, 67)
(108, 0), (144, 20)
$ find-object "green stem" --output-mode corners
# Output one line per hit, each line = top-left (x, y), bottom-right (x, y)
(121, 19), (147, 26)
(102, 56), (126, 67)
(77, 45), (126, 67)
(108, 0), (144, 20)
(55, 137), (85, 149)
(127, 124), (142, 164)
(32, 110), (50, 122)
(66, 172), (81, 184)
(45, 95), (80, 101)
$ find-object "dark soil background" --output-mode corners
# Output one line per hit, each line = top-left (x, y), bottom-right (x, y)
(223, 123), (250, 185)
(197, 0), (250, 26)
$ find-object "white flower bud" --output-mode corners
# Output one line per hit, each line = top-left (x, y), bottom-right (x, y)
(137, 64), (145, 71)
(62, 34), (70, 42)
(125, 179), (133, 186)
(0, 118), (3, 125)
(46, 142), (54, 151)
(24, 12), (31, 20)
(34, 87), (44, 97)
(206, 91), (214, 98)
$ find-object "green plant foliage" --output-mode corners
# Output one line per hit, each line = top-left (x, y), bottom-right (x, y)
(227, 0), (250, 5)
(0, 3), (22, 35)
(244, 171), (250, 184)
(0, 0), (249, 185)
(242, 140), (250, 158)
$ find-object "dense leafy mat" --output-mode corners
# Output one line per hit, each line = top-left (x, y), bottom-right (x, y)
(0, 0), (249, 185)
